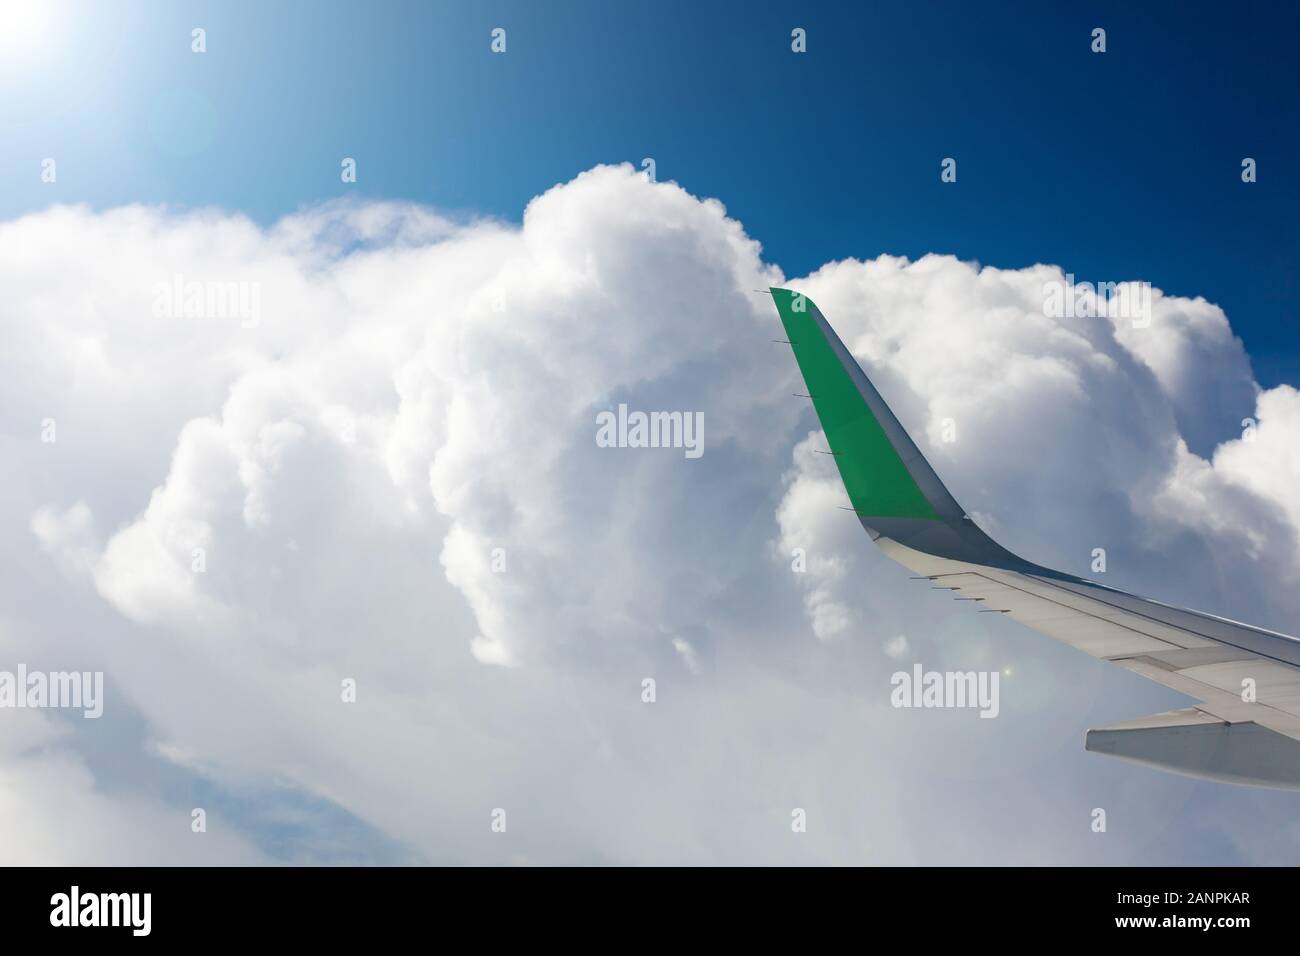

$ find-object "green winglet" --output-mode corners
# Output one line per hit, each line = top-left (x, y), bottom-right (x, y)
(771, 287), (939, 521)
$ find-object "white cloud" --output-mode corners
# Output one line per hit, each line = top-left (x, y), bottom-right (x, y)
(672, 637), (701, 675)
(2, 165), (1299, 863)
(884, 635), (910, 660)
(0, 710), (268, 865)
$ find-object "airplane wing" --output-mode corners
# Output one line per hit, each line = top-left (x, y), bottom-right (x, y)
(770, 286), (1300, 789)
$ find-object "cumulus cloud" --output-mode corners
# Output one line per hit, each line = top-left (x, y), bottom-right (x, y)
(2, 165), (1299, 864)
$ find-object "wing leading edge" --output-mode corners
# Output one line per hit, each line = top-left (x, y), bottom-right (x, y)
(771, 286), (1300, 790)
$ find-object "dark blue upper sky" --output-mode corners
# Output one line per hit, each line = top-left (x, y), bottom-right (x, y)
(5, 0), (1298, 383)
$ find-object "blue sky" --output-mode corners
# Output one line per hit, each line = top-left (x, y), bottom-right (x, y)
(5, 0), (1298, 384)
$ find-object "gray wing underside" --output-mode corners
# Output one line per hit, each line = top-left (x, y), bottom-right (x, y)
(874, 524), (1300, 790)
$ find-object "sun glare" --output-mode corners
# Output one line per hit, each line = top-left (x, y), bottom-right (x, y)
(0, 1), (51, 56)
